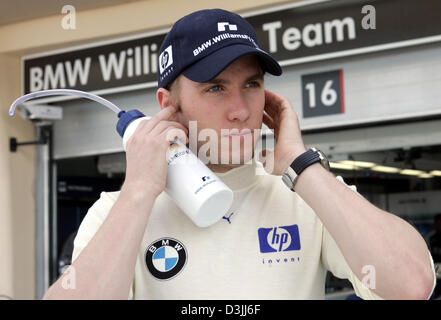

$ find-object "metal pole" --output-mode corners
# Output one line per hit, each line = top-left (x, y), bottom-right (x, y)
(35, 124), (52, 299)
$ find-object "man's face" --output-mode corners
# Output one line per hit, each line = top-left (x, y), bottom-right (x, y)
(172, 55), (265, 168)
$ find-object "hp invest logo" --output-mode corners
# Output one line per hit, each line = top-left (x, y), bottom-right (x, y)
(258, 224), (301, 253)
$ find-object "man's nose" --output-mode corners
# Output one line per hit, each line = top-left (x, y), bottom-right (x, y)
(226, 90), (250, 122)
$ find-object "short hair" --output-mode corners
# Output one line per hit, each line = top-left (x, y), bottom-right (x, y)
(167, 76), (180, 93)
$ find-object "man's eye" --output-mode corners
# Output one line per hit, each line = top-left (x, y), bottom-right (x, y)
(247, 81), (260, 88)
(208, 85), (222, 92)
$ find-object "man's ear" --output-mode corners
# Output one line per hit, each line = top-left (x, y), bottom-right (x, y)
(156, 87), (180, 122)
(156, 87), (171, 110)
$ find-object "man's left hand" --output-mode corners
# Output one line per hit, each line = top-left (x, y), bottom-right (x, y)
(260, 90), (307, 175)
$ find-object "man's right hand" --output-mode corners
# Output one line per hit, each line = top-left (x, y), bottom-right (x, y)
(43, 108), (187, 299)
(121, 105), (189, 200)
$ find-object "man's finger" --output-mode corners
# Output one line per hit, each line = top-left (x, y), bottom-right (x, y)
(164, 127), (189, 145)
(264, 90), (284, 108)
(264, 90), (285, 117)
(265, 90), (292, 113)
(150, 120), (188, 137)
(262, 112), (275, 130)
(145, 105), (178, 131)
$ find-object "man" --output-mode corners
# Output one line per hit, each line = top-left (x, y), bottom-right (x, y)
(43, 9), (435, 300)
(427, 214), (441, 298)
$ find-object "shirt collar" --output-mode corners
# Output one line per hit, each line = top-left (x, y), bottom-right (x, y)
(214, 161), (262, 191)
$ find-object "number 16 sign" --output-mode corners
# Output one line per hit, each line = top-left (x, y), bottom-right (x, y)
(301, 69), (345, 118)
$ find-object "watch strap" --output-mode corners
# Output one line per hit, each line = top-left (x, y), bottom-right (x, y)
(291, 148), (322, 175)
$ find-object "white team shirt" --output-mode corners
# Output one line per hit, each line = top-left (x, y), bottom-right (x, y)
(72, 161), (388, 299)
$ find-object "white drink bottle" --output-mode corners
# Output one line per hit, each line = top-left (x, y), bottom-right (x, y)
(8, 89), (234, 228)
(117, 110), (234, 227)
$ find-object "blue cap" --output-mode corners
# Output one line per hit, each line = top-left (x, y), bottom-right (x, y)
(116, 109), (145, 137)
(157, 9), (282, 88)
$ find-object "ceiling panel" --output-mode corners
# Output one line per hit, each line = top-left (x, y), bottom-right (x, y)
(0, 0), (144, 26)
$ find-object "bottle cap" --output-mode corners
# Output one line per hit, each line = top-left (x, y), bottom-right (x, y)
(116, 109), (146, 137)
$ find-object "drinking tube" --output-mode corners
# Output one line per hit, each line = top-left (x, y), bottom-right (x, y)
(8, 89), (122, 116)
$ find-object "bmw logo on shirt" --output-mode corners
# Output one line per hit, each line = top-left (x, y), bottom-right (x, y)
(145, 237), (187, 280)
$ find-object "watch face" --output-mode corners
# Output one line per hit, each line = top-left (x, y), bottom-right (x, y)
(317, 150), (330, 171)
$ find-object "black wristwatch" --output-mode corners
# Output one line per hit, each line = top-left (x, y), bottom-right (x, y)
(282, 147), (330, 192)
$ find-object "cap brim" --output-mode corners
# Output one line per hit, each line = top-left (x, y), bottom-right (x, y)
(182, 44), (282, 83)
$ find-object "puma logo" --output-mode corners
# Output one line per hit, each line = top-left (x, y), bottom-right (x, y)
(222, 212), (235, 224)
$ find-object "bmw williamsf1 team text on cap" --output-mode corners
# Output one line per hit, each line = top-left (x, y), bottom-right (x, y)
(157, 8), (282, 88)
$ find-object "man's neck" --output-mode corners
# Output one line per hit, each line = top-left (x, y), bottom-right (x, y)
(207, 163), (243, 173)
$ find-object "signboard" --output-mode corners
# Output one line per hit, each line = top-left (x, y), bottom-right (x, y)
(23, 0), (441, 95)
(301, 69), (344, 118)
(24, 33), (164, 94)
(247, 0), (441, 65)
(388, 190), (441, 218)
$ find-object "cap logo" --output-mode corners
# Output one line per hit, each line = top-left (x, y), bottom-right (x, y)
(217, 22), (237, 32)
(159, 45), (173, 74)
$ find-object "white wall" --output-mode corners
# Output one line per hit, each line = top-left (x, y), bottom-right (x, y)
(0, 53), (35, 299)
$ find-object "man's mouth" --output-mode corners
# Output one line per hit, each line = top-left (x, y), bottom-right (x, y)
(223, 130), (252, 142)
(223, 129), (252, 137)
